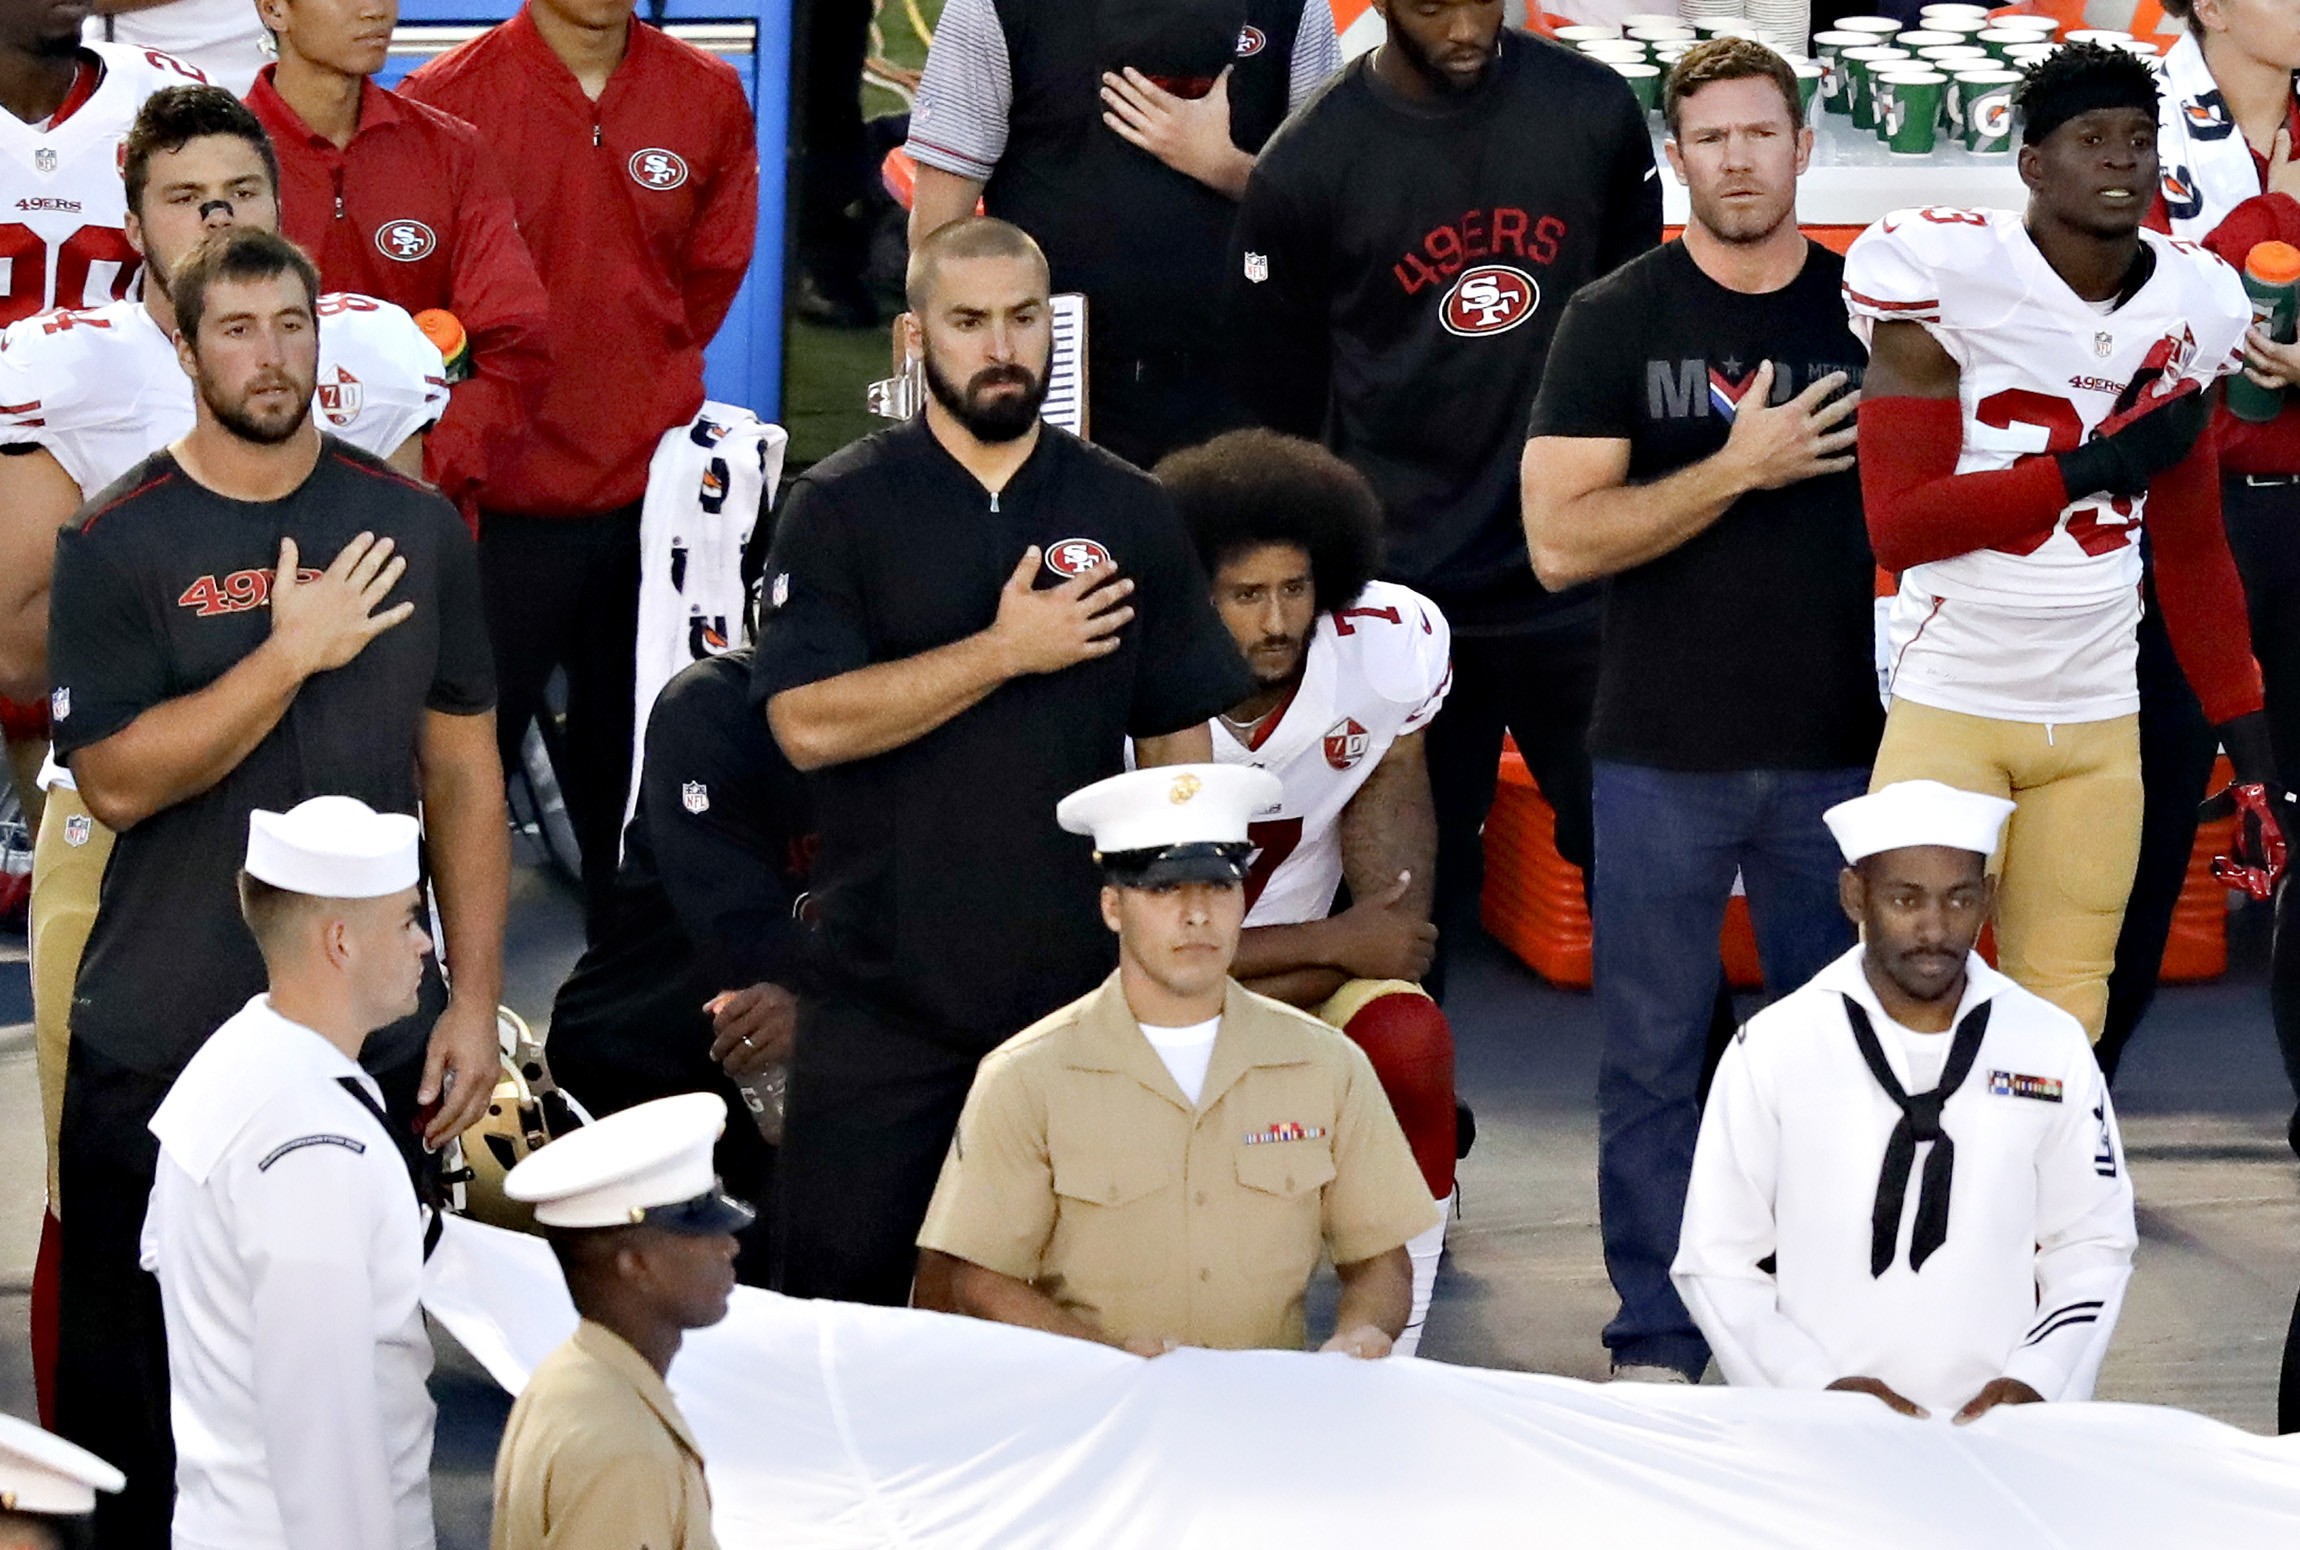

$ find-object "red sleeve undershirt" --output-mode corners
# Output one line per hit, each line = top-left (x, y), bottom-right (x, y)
(1861, 396), (2264, 723)
(2194, 190), (2300, 474)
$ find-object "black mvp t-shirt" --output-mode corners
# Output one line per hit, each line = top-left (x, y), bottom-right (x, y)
(1527, 239), (1882, 772)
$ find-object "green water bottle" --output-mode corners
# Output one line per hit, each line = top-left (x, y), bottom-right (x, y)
(2229, 240), (2300, 424)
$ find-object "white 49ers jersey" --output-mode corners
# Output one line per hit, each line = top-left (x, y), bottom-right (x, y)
(1212, 580), (1452, 928)
(0, 43), (208, 329)
(0, 292), (447, 493)
(1843, 208), (2248, 721)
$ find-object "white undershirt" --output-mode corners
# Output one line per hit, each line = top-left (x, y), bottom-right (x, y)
(1140, 1016), (1222, 1106)
(1891, 1020), (1951, 1094)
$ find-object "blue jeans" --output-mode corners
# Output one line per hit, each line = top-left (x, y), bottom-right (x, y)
(1592, 761), (1870, 1375)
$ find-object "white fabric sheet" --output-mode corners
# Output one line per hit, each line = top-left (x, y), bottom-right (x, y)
(425, 1217), (2300, 1548)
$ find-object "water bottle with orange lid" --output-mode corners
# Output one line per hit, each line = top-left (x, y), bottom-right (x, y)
(2229, 241), (2300, 424)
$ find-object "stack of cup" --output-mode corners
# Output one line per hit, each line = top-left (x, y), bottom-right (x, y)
(1745, 0), (1812, 57)
(1791, 60), (1825, 120)
(1811, 29), (1871, 116)
(1679, 0), (1749, 36)
(1843, 43), (1912, 130)
(1874, 66), (1948, 155)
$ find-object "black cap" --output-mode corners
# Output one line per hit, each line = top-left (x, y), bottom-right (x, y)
(637, 1183), (757, 1236)
(1098, 839), (1252, 889)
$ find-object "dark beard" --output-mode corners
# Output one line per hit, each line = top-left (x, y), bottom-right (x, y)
(202, 377), (311, 446)
(924, 353), (1047, 443)
(1388, 24), (1494, 97)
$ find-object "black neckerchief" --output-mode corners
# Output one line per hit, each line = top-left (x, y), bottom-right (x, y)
(1838, 994), (1993, 1278)
(336, 1077), (443, 1260)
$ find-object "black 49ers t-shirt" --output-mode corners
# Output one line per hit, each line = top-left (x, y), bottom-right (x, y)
(1228, 31), (1661, 635)
(1527, 239), (1883, 771)
(47, 439), (495, 1075)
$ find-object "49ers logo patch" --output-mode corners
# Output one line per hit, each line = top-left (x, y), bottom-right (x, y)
(1043, 537), (1112, 577)
(1439, 265), (1538, 338)
(1323, 716), (1369, 770)
(317, 366), (362, 426)
(376, 220), (436, 262)
(1236, 23), (1267, 56)
(177, 567), (321, 616)
(630, 148), (690, 190)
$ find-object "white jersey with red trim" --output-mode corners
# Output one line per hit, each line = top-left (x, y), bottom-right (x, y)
(0, 42), (209, 329)
(1842, 207), (2248, 721)
(1212, 579), (1451, 927)
(0, 292), (447, 494)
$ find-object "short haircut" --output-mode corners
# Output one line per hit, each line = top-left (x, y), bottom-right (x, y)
(1155, 429), (1384, 614)
(904, 216), (1049, 313)
(123, 85), (279, 218)
(1663, 36), (1801, 137)
(2015, 40), (2159, 146)
(237, 870), (312, 954)
(172, 227), (320, 345)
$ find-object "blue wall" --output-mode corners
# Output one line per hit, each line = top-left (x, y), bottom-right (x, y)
(384, 0), (790, 419)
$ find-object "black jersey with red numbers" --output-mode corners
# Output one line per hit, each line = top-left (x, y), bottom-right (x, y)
(46, 439), (494, 1075)
(1227, 31), (1661, 635)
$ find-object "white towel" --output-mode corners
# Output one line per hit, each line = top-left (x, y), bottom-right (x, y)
(2156, 32), (2266, 243)
(626, 403), (788, 843)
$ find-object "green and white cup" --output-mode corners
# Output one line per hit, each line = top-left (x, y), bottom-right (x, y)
(1620, 11), (1686, 28)
(1611, 59), (1663, 112)
(1626, 23), (1695, 44)
(1580, 38), (1651, 64)
(1812, 30), (1868, 114)
(1792, 62), (1825, 120)
(1845, 45), (1912, 129)
(1923, 15), (1992, 38)
(2004, 42), (2060, 69)
(1895, 28), (1962, 49)
(1835, 15), (1906, 37)
(1919, 2), (1992, 21)
(1979, 24), (2053, 57)
(1554, 24), (1620, 44)
(1878, 68), (1946, 155)
(2067, 28), (2132, 45)
(1961, 69), (2021, 152)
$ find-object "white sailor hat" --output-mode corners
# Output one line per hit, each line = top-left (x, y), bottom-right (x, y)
(503, 1092), (756, 1234)
(0, 1412), (123, 1517)
(244, 795), (421, 899)
(1057, 763), (1283, 886)
(1824, 779), (2016, 865)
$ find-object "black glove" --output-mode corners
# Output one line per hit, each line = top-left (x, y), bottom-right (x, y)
(2055, 386), (2212, 500)
(2204, 712), (2294, 900)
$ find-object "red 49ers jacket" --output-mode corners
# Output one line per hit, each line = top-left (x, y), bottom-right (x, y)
(246, 67), (551, 514)
(402, 8), (758, 517)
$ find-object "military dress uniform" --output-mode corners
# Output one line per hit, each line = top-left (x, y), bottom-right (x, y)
(490, 1322), (716, 1550)
(919, 973), (1438, 1350)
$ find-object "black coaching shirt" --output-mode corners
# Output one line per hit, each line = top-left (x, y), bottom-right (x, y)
(1227, 30), (1661, 636)
(750, 416), (1252, 1044)
(1527, 240), (1882, 772)
(47, 438), (495, 1076)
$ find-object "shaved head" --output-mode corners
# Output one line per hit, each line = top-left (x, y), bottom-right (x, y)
(904, 216), (1049, 313)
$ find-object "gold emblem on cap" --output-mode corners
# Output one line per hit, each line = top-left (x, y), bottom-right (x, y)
(1169, 773), (1202, 804)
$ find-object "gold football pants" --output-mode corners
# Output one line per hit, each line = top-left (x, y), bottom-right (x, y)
(29, 784), (113, 1211)
(1870, 699), (2142, 1042)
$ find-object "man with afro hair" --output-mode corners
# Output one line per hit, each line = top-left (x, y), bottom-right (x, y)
(1156, 428), (1458, 1355)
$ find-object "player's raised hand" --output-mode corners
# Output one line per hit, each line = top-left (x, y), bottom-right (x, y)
(1328, 869), (1440, 983)
(1723, 363), (1859, 491)
(989, 545), (1136, 676)
(266, 533), (412, 678)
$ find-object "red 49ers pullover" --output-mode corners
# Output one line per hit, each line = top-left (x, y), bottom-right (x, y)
(402, 7), (758, 517)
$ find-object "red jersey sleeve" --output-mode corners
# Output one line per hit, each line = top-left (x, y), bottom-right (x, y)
(2149, 426), (2266, 724)
(1858, 395), (2075, 571)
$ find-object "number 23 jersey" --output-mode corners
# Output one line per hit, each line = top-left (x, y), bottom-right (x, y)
(1211, 580), (1452, 928)
(1843, 207), (2247, 719)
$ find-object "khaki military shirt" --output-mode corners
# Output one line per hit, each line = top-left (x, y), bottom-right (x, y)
(918, 974), (1440, 1350)
(491, 1320), (716, 1550)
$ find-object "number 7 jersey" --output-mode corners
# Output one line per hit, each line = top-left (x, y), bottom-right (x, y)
(1843, 207), (2248, 718)
(1211, 580), (1453, 927)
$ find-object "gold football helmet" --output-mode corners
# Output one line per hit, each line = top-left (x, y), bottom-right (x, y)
(447, 1007), (590, 1234)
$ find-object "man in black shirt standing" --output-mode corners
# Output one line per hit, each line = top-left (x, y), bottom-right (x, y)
(1522, 39), (1878, 1385)
(753, 217), (1251, 1305)
(44, 228), (503, 1544)
(547, 645), (812, 1285)
(1227, 0), (1661, 989)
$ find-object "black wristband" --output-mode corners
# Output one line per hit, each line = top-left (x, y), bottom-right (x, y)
(2055, 439), (2138, 501)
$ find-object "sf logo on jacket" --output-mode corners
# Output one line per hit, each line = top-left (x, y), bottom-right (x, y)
(1440, 266), (1538, 337)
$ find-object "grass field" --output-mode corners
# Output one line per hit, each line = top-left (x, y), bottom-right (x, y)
(781, 0), (945, 468)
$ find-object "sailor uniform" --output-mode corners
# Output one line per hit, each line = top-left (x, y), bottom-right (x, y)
(143, 995), (436, 1550)
(1673, 946), (2136, 1413)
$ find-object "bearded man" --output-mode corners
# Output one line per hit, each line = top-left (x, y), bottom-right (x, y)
(748, 215), (1253, 1305)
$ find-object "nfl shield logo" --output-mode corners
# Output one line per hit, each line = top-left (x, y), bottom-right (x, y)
(2094, 332), (2114, 358)
(34, 147), (54, 173)
(1243, 251), (1269, 284)
(64, 812), (91, 848)
(682, 780), (710, 815)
